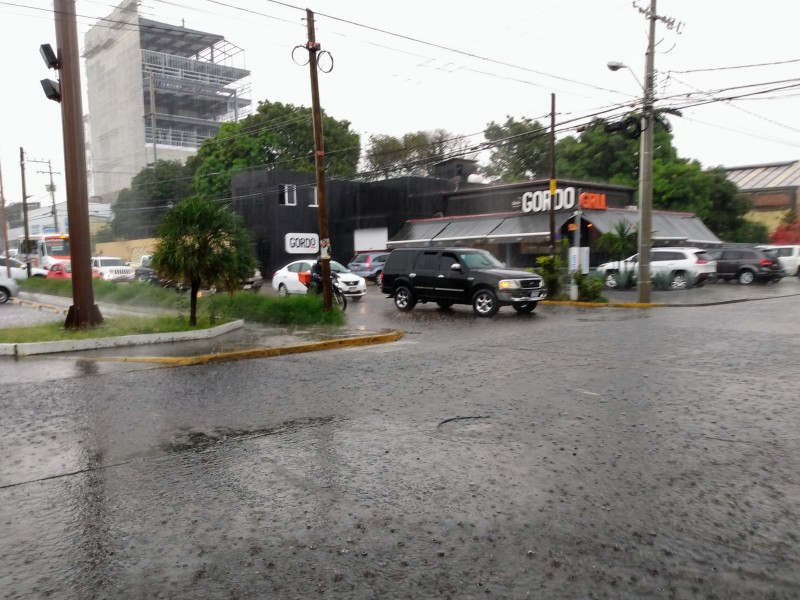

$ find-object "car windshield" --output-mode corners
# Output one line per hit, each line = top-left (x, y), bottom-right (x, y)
(330, 261), (351, 273)
(457, 250), (505, 269)
(101, 258), (126, 267)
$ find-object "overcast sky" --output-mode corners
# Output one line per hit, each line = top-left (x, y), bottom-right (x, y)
(1, 0), (798, 210)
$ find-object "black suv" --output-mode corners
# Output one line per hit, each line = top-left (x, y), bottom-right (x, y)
(709, 247), (785, 284)
(380, 247), (546, 317)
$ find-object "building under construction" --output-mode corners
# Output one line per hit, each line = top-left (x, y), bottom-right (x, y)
(84, 0), (251, 202)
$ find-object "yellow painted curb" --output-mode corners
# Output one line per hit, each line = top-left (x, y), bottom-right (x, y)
(10, 298), (66, 314)
(541, 300), (666, 309)
(100, 330), (406, 366)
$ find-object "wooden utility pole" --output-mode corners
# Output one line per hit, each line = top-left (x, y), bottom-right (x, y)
(305, 9), (332, 311)
(548, 93), (557, 257)
(19, 148), (32, 277)
(30, 158), (61, 232)
(54, 0), (103, 327)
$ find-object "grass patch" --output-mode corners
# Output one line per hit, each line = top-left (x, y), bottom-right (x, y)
(8, 279), (345, 343)
(0, 315), (224, 344)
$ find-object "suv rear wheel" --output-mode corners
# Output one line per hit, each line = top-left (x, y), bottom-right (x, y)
(670, 271), (688, 289)
(472, 289), (499, 317)
(394, 285), (416, 311)
(738, 269), (755, 285)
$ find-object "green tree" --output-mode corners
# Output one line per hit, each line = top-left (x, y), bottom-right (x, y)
(555, 116), (678, 187)
(112, 160), (196, 240)
(364, 129), (471, 179)
(151, 196), (256, 325)
(193, 100), (360, 200)
(483, 116), (550, 182)
(595, 221), (638, 287)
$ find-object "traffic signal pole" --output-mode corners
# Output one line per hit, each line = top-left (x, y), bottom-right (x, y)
(53, 0), (102, 327)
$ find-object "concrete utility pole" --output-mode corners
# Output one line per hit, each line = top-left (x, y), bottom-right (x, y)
(19, 148), (32, 277)
(305, 9), (332, 311)
(637, 0), (657, 304)
(53, 0), (103, 327)
(30, 158), (61, 232)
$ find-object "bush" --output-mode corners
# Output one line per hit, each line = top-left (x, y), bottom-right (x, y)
(536, 255), (565, 299)
(573, 272), (607, 302)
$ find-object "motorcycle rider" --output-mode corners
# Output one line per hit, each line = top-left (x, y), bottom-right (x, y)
(309, 256), (323, 294)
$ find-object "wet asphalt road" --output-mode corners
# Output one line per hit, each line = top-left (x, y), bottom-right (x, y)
(1, 284), (799, 598)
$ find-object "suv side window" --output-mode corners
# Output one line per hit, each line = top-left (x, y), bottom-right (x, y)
(438, 252), (460, 272)
(414, 251), (439, 272)
(720, 250), (740, 260)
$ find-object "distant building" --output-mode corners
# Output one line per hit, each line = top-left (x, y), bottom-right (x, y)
(84, 0), (251, 202)
(724, 160), (800, 232)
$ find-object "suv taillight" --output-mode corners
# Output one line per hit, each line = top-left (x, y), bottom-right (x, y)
(365, 257), (371, 267)
(759, 259), (773, 266)
(695, 258), (708, 264)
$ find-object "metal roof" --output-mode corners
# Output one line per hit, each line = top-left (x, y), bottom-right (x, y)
(723, 161), (800, 191)
(139, 18), (223, 57)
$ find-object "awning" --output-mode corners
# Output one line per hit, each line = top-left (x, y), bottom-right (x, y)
(581, 209), (722, 247)
(487, 214), (567, 241)
(388, 213), (570, 248)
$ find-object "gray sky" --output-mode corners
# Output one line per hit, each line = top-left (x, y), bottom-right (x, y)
(1, 0), (798, 210)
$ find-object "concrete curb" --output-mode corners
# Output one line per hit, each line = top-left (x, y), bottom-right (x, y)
(97, 330), (406, 366)
(0, 320), (245, 357)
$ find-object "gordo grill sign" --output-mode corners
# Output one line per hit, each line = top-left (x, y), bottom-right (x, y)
(521, 187), (607, 213)
(285, 233), (319, 254)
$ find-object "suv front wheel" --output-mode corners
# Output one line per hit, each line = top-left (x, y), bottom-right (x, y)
(472, 289), (499, 317)
(393, 286), (416, 311)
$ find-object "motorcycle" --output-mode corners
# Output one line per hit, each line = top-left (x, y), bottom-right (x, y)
(306, 270), (348, 312)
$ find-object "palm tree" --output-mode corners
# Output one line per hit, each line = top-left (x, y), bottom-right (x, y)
(596, 221), (638, 288)
(152, 196), (255, 325)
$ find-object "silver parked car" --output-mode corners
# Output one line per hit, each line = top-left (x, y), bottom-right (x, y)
(0, 276), (21, 304)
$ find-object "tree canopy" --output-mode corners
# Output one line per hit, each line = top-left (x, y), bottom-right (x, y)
(111, 160), (196, 240)
(151, 196), (256, 325)
(482, 116), (550, 182)
(192, 100), (361, 200)
(477, 113), (765, 243)
(363, 129), (471, 179)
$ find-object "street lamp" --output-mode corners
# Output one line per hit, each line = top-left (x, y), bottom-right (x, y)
(608, 54), (654, 304)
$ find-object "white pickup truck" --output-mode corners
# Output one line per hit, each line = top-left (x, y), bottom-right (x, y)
(758, 245), (800, 276)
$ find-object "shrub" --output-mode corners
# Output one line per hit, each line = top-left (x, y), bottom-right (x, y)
(536, 254), (565, 299)
(573, 272), (607, 302)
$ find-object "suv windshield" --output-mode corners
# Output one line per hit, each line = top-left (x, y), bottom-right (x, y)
(458, 250), (505, 269)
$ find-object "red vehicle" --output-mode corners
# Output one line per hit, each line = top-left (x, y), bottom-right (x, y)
(46, 262), (102, 280)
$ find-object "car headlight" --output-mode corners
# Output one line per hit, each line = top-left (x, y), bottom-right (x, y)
(498, 279), (521, 290)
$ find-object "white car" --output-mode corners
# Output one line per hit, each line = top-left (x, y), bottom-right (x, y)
(597, 247), (717, 289)
(757, 245), (800, 276)
(0, 276), (20, 303)
(0, 256), (48, 279)
(271, 259), (367, 299)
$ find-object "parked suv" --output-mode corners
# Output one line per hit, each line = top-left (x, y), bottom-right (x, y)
(757, 245), (800, 276)
(347, 251), (390, 284)
(708, 247), (784, 284)
(380, 247), (546, 317)
(90, 256), (135, 282)
(597, 247), (716, 289)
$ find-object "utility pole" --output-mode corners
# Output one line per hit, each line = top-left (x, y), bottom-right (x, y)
(0, 159), (11, 278)
(548, 93), (557, 258)
(53, 0), (103, 327)
(637, 0), (657, 304)
(19, 148), (32, 277)
(30, 158), (61, 232)
(304, 10), (332, 311)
